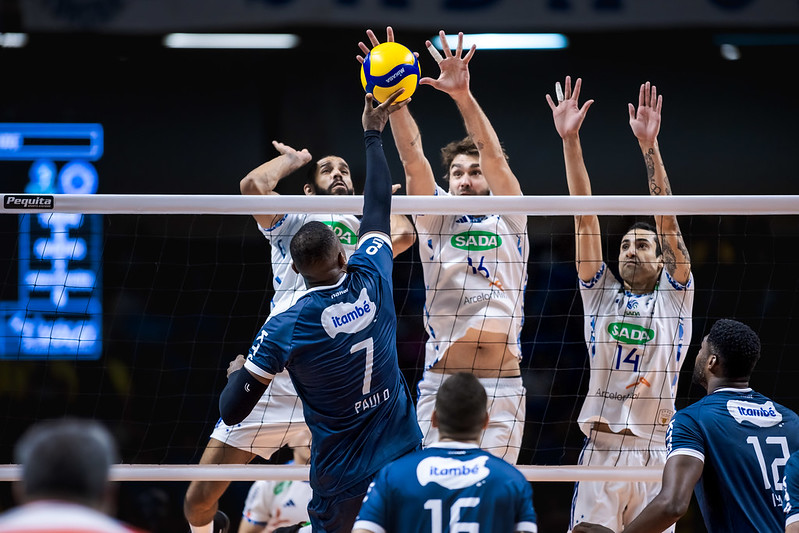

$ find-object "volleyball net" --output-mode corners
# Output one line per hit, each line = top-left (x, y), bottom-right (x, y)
(1, 193), (799, 483)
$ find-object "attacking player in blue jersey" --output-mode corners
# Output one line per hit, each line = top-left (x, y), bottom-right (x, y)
(353, 372), (537, 533)
(784, 450), (799, 532)
(574, 318), (799, 533)
(218, 88), (423, 533)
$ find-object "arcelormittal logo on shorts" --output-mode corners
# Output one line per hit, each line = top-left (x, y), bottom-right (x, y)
(416, 455), (490, 489)
(4, 195), (54, 209)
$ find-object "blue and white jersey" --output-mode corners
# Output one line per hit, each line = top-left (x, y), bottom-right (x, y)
(579, 264), (693, 443)
(413, 186), (529, 370)
(353, 442), (537, 533)
(244, 232), (422, 497)
(667, 387), (799, 532)
(259, 213), (360, 309)
(784, 450), (799, 528)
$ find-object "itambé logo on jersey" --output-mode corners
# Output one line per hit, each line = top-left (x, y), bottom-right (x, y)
(321, 288), (375, 338)
(727, 399), (783, 428)
(416, 455), (490, 489)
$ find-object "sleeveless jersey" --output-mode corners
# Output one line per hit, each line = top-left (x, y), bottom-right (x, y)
(578, 263), (693, 443)
(413, 187), (529, 370)
(668, 388), (799, 532)
(259, 213), (359, 308)
(354, 442), (537, 533)
(244, 232), (422, 496)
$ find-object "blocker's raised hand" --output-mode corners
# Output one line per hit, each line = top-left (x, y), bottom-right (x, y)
(420, 30), (475, 99)
(628, 81), (663, 145)
(546, 75), (594, 139)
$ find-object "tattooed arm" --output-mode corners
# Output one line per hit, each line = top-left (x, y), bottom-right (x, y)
(629, 82), (691, 285)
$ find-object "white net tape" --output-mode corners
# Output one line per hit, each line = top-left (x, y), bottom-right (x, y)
(3, 193), (799, 215)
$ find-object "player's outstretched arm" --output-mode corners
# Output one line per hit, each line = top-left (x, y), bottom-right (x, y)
(547, 76), (602, 282)
(360, 89), (410, 239)
(389, 212), (416, 256)
(357, 27), (436, 196)
(422, 30), (520, 196)
(239, 141), (313, 229)
(629, 82), (691, 285)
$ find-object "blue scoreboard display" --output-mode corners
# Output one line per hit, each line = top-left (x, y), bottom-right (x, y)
(0, 123), (103, 360)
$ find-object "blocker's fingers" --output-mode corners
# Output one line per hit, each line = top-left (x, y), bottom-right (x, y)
(462, 43), (476, 64)
(439, 30), (452, 56)
(426, 41), (444, 64)
(386, 26), (394, 42)
(455, 31), (464, 57)
(380, 87), (406, 108)
(555, 81), (564, 102)
(366, 29), (379, 47)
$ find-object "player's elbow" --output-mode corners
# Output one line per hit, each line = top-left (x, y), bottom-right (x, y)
(219, 388), (248, 426)
(659, 495), (690, 522)
(218, 368), (268, 425)
(239, 175), (260, 196)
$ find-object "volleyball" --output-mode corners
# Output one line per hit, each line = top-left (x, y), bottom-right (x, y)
(360, 42), (420, 104)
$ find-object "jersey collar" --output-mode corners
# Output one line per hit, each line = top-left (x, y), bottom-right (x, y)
(427, 441), (480, 450)
(305, 273), (347, 294)
(711, 387), (753, 394)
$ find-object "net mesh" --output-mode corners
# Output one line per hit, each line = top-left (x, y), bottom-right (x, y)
(2, 195), (799, 530)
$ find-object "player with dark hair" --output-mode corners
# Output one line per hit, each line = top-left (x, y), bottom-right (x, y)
(358, 27), (529, 464)
(184, 138), (415, 533)
(574, 318), (799, 533)
(352, 372), (537, 533)
(0, 418), (140, 532)
(218, 89), (422, 533)
(547, 77), (694, 532)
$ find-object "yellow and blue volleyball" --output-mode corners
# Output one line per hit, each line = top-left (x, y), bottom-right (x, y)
(360, 42), (420, 104)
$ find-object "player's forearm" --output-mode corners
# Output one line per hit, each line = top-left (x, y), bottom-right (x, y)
(641, 142), (691, 274)
(240, 156), (297, 195)
(563, 136), (592, 197)
(454, 92), (521, 195)
(453, 92), (504, 160)
(619, 496), (686, 533)
(389, 106), (426, 167)
(360, 130), (392, 237)
(389, 107), (436, 195)
(219, 368), (268, 426)
(390, 214), (416, 256)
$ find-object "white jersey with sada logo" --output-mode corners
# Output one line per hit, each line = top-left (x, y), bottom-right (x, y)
(578, 263), (694, 443)
(413, 187), (529, 370)
(260, 214), (360, 309)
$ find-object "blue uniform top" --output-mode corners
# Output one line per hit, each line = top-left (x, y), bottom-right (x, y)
(353, 442), (538, 533)
(784, 450), (799, 528)
(244, 230), (422, 497)
(667, 387), (799, 533)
